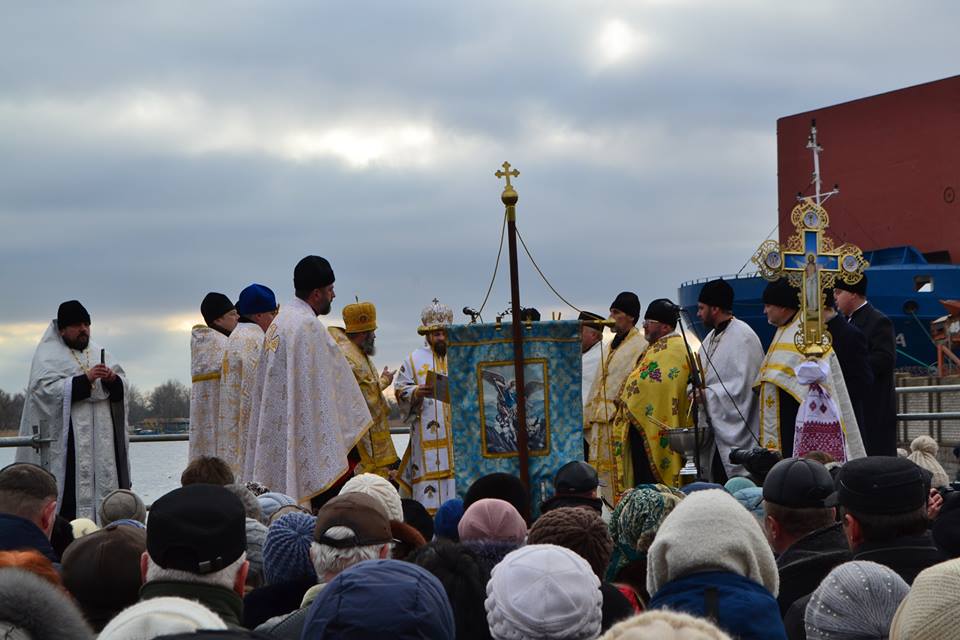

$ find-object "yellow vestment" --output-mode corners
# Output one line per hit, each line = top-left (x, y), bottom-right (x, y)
(329, 327), (399, 478)
(611, 334), (693, 497)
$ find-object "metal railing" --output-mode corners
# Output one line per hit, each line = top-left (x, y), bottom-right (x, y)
(0, 426), (410, 449)
(1, 385), (959, 451)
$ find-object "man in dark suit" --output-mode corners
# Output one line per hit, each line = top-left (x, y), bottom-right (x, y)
(824, 290), (873, 436)
(834, 275), (897, 455)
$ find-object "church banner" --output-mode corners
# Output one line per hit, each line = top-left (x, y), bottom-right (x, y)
(446, 320), (583, 516)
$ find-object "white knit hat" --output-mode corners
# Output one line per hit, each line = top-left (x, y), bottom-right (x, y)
(485, 544), (602, 640)
(646, 489), (779, 598)
(907, 435), (951, 488)
(97, 596), (227, 639)
(889, 558), (960, 640)
(599, 610), (733, 640)
(805, 561), (909, 640)
(340, 473), (404, 522)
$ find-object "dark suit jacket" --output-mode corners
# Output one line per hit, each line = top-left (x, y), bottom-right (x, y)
(847, 302), (897, 455)
(826, 314), (873, 434)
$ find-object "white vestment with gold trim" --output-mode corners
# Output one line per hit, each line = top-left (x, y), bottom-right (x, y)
(394, 345), (456, 514)
(754, 316), (866, 459)
(189, 325), (227, 461)
(218, 322), (264, 478)
(244, 298), (373, 503)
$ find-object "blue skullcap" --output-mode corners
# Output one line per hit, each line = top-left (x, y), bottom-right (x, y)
(237, 283), (277, 317)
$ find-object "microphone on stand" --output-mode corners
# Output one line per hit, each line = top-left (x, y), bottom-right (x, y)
(463, 307), (482, 323)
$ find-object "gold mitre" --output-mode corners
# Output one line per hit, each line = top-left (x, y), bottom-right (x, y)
(417, 298), (453, 335)
(343, 301), (377, 334)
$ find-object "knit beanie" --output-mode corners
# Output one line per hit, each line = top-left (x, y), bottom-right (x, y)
(907, 435), (950, 488)
(805, 561), (909, 640)
(435, 498), (465, 541)
(723, 477), (756, 495)
(486, 544), (602, 640)
(606, 484), (684, 582)
(98, 489), (147, 525)
(646, 489), (779, 598)
(459, 498), (527, 544)
(599, 610), (733, 640)
(245, 518), (268, 585)
(889, 557), (960, 640)
(257, 491), (297, 521)
(97, 597), (227, 639)
(528, 507), (613, 579)
(340, 473), (404, 522)
(263, 511), (318, 586)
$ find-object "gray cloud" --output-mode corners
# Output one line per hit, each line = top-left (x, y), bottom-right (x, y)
(2, 0), (958, 391)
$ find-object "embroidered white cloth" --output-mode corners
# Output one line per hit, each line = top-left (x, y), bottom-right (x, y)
(188, 325), (227, 461)
(244, 298), (373, 503)
(218, 322), (264, 478)
(794, 359), (848, 462)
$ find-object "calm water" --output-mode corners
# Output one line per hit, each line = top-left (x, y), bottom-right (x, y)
(0, 435), (409, 506)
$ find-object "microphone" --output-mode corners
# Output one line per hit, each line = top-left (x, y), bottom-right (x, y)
(463, 307), (479, 317)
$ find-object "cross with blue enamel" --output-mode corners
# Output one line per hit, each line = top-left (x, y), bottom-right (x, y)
(752, 199), (868, 356)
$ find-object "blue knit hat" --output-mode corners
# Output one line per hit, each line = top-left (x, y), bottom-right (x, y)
(434, 498), (465, 541)
(236, 283), (277, 317)
(263, 511), (317, 586)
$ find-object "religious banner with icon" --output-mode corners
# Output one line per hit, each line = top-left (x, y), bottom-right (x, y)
(446, 320), (583, 516)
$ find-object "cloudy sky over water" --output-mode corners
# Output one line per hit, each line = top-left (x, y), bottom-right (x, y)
(1, 1), (958, 393)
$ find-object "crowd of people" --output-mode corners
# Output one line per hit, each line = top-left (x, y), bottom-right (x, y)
(2, 249), (949, 638)
(2, 443), (960, 639)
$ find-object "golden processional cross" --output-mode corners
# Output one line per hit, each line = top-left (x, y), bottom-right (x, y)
(752, 198), (868, 356)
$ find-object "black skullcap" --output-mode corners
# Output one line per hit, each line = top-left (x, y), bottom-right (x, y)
(146, 484), (247, 574)
(698, 279), (734, 311)
(578, 310), (605, 331)
(762, 278), (800, 310)
(762, 458), (835, 509)
(834, 273), (868, 296)
(553, 461), (601, 494)
(294, 255), (335, 291)
(644, 298), (679, 328)
(57, 300), (90, 328)
(826, 456), (929, 515)
(401, 498), (435, 543)
(200, 292), (235, 327)
(610, 292), (641, 323)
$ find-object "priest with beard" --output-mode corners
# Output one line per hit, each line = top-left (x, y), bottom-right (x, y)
(329, 300), (400, 479)
(583, 292), (648, 505)
(243, 256), (373, 507)
(17, 300), (131, 522)
(394, 299), (456, 514)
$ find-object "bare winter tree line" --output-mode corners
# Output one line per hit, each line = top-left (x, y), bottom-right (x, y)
(0, 380), (191, 431)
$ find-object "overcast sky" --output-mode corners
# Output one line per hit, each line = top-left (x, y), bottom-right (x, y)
(1, 1), (957, 393)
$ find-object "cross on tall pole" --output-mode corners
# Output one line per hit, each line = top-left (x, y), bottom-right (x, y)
(753, 198), (868, 356)
(494, 160), (530, 493)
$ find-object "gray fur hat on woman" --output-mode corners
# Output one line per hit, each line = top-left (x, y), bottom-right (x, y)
(0, 568), (94, 640)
